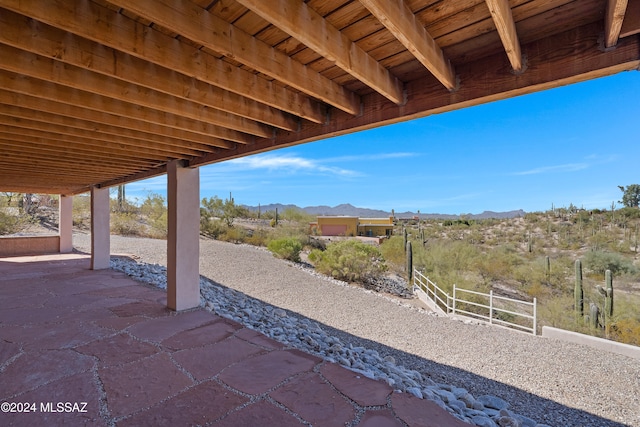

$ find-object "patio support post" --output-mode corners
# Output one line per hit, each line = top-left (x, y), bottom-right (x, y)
(59, 194), (73, 253)
(90, 186), (110, 270)
(167, 160), (200, 311)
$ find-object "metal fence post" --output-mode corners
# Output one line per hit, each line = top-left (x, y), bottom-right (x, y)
(452, 284), (456, 315)
(533, 297), (537, 336)
(489, 290), (493, 325)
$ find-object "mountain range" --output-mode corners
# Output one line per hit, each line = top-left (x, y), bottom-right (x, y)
(242, 203), (526, 220)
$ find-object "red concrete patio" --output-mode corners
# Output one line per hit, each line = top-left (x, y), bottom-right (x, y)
(0, 253), (467, 427)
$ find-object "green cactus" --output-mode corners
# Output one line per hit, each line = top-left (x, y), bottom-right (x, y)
(589, 302), (599, 329)
(575, 259), (583, 317)
(605, 269), (614, 318)
(545, 256), (551, 282)
(406, 241), (413, 283)
(403, 227), (408, 250)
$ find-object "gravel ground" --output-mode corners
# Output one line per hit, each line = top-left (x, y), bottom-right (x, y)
(74, 234), (640, 427)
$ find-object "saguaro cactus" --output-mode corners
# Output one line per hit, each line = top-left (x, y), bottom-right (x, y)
(575, 259), (583, 317)
(403, 227), (408, 250)
(545, 256), (550, 282)
(605, 269), (614, 318)
(406, 241), (413, 283)
(589, 303), (599, 329)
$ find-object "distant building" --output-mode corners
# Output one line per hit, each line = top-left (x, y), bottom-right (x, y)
(309, 216), (394, 237)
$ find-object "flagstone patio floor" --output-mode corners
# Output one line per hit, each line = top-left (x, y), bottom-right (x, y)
(0, 253), (468, 426)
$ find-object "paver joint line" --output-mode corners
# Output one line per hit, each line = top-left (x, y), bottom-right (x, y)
(0, 254), (482, 427)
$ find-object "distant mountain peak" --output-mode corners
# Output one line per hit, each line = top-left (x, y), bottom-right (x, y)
(242, 203), (525, 220)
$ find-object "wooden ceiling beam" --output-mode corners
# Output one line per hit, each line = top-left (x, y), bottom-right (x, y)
(0, 166), (113, 179)
(0, 124), (178, 161)
(358, 0), (457, 91)
(620, 0), (640, 37)
(0, 44), (270, 139)
(0, 147), (147, 173)
(0, 110), (204, 157)
(605, 0), (629, 47)
(0, 182), (79, 195)
(190, 21), (640, 167)
(0, 104), (204, 157)
(0, 10), (297, 132)
(95, 165), (170, 191)
(0, 1), (326, 124)
(0, 89), (231, 152)
(237, 0), (405, 104)
(485, 0), (524, 72)
(106, 0), (361, 115)
(0, 136), (159, 166)
(0, 71), (242, 147)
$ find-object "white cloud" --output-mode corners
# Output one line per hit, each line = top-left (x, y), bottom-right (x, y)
(226, 154), (359, 176)
(322, 152), (417, 163)
(512, 163), (588, 176)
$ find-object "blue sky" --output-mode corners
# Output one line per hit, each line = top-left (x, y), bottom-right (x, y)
(126, 71), (639, 215)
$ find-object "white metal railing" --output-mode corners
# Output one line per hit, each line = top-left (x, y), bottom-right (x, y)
(413, 269), (537, 335)
(413, 269), (451, 314)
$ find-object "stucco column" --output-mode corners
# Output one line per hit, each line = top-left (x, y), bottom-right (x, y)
(90, 186), (110, 270)
(59, 194), (73, 253)
(167, 160), (200, 311)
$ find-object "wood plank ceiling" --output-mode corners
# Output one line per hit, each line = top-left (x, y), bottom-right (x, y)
(0, 0), (639, 195)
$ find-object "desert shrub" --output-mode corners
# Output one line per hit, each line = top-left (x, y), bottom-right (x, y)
(280, 207), (314, 223)
(583, 250), (636, 276)
(267, 237), (303, 262)
(0, 209), (29, 235)
(111, 212), (144, 236)
(611, 318), (640, 346)
(309, 239), (386, 283)
(219, 226), (247, 243)
(201, 196), (242, 228)
(618, 207), (640, 220)
(72, 195), (91, 229)
(474, 245), (522, 283)
(245, 228), (269, 246)
(415, 240), (479, 277)
(200, 218), (227, 239)
(379, 235), (406, 268)
(140, 192), (167, 238)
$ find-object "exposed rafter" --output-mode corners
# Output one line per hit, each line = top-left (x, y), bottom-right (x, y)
(0, 89), (229, 151)
(0, 44), (269, 140)
(105, 0), (361, 115)
(606, 0), (629, 47)
(0, 70), (243, 146)
(485, 0), (524, 72)
(236, 0), (405, 104)
(0, 9), (297, 132)
(359, 0), (457, 91)
(0, 0), (327, 124)
(620, 0), (640, 37)
(0, 0), (637, 196)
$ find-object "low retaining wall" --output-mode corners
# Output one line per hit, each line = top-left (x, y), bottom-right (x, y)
(542, 326), (640, 360)
(413, 285), (447, 315)
(0, 236), (60, 257)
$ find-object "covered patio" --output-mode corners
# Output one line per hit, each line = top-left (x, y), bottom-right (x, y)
(1, 0), (639, 425)
(1, 253), (468, 426)
(1, 0), (639, 310)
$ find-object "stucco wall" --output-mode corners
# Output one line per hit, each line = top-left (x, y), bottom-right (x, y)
(317, 217), (358, 236)
(542, 326), (640, 360)
(0, 236), (60, 257)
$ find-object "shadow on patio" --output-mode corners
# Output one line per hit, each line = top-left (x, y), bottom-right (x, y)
(0, 254), (630, 426)
(0, 254), (470, 426)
